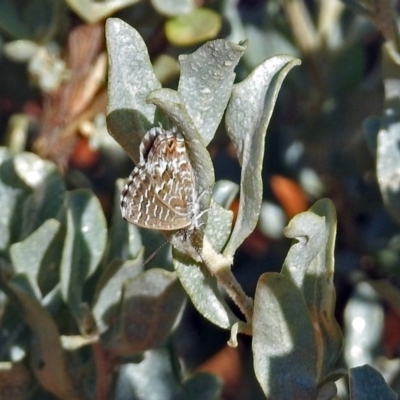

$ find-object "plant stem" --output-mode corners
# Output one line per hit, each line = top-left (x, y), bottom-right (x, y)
(202, 237), (254, 324)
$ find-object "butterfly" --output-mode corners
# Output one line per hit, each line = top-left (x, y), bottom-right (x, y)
(120, 126), (200, 231)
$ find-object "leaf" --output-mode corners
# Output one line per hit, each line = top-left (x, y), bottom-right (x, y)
(212, 180), (239, 210)
(349, 365), (397, 400)
(224, 55), (301, 257)
(205, 199), (233, 253)
(10, 219), (61, 299)
(172, 186), (237, 330)
(114, 349), (183, 399)
(178, 39), (246, 145)
(173, 249), (239, 329)
(151, 0), (193, 16)
(0, 149), (30, 253)
(282, 199), (342, 378)
(66, 0), (140, 24)
(13, 152), (65, 239)
(60, 190), (107, 326)
(106, 18), (162, 163)
(2, 277), (79, 400)
(377, 42), (400, 223)
(92, 258), (143, 333)
(252, 273), (318, 400)
(171, 185), (238, 329)
(105, 269), (186, 355)
(165, 8), (222, 47)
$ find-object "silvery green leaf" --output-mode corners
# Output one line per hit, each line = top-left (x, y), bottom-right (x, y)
(3, 279), (78, 399)
(0, 149), (30, 252)
(10, 219), (61, 299)
(13, 152), (65, 239)
(60, 190), (107, 325)
(253, 273), (318, 400)
(105, 269), (186, 355)
(173, 249), (239, 330)
(92, 258), (143, 333)
(106, 18), (162, 163)
(178, 39), (246, 145)
(67, 0), (140, 24)
(151, 0), (193, 16)
(224, 55), (301, 257)
(205, 199), (233, 253)
(212, 180), (239, 209)
(282, 199), (342, 378)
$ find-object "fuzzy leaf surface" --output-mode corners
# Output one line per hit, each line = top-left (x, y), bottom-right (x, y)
(60, 190), (107, 325)
(2, 277), (79, 400)
(106, 269), (186, 355)
(13, 152), (65, 239)
(224, 55), (300, 257)
(106, 18), (162, 163)
(178, 39), (246, 145)
(93, 258), (143, 333)
(282, 199), (342, 378)
(10, 219), (61, 299)
(252, 273), (318, 400)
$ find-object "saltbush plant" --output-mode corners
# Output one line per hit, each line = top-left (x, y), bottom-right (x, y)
(0, 4), (400, 400)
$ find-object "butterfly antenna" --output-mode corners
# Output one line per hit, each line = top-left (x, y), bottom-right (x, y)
(141, 239), (170, 266)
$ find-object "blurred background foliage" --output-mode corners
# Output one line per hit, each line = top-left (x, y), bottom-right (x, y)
(1, 0), (400, 399)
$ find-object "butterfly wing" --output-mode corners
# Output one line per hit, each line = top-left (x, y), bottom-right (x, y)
(120, 127), (197, 231)
(147, 131), (196, 218)
(120, 162), (192, 230)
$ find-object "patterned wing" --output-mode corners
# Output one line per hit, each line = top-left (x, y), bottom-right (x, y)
(120, 162), (192, 230)
(120, 127), (196, 231)
(147, 130), (196, 217)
